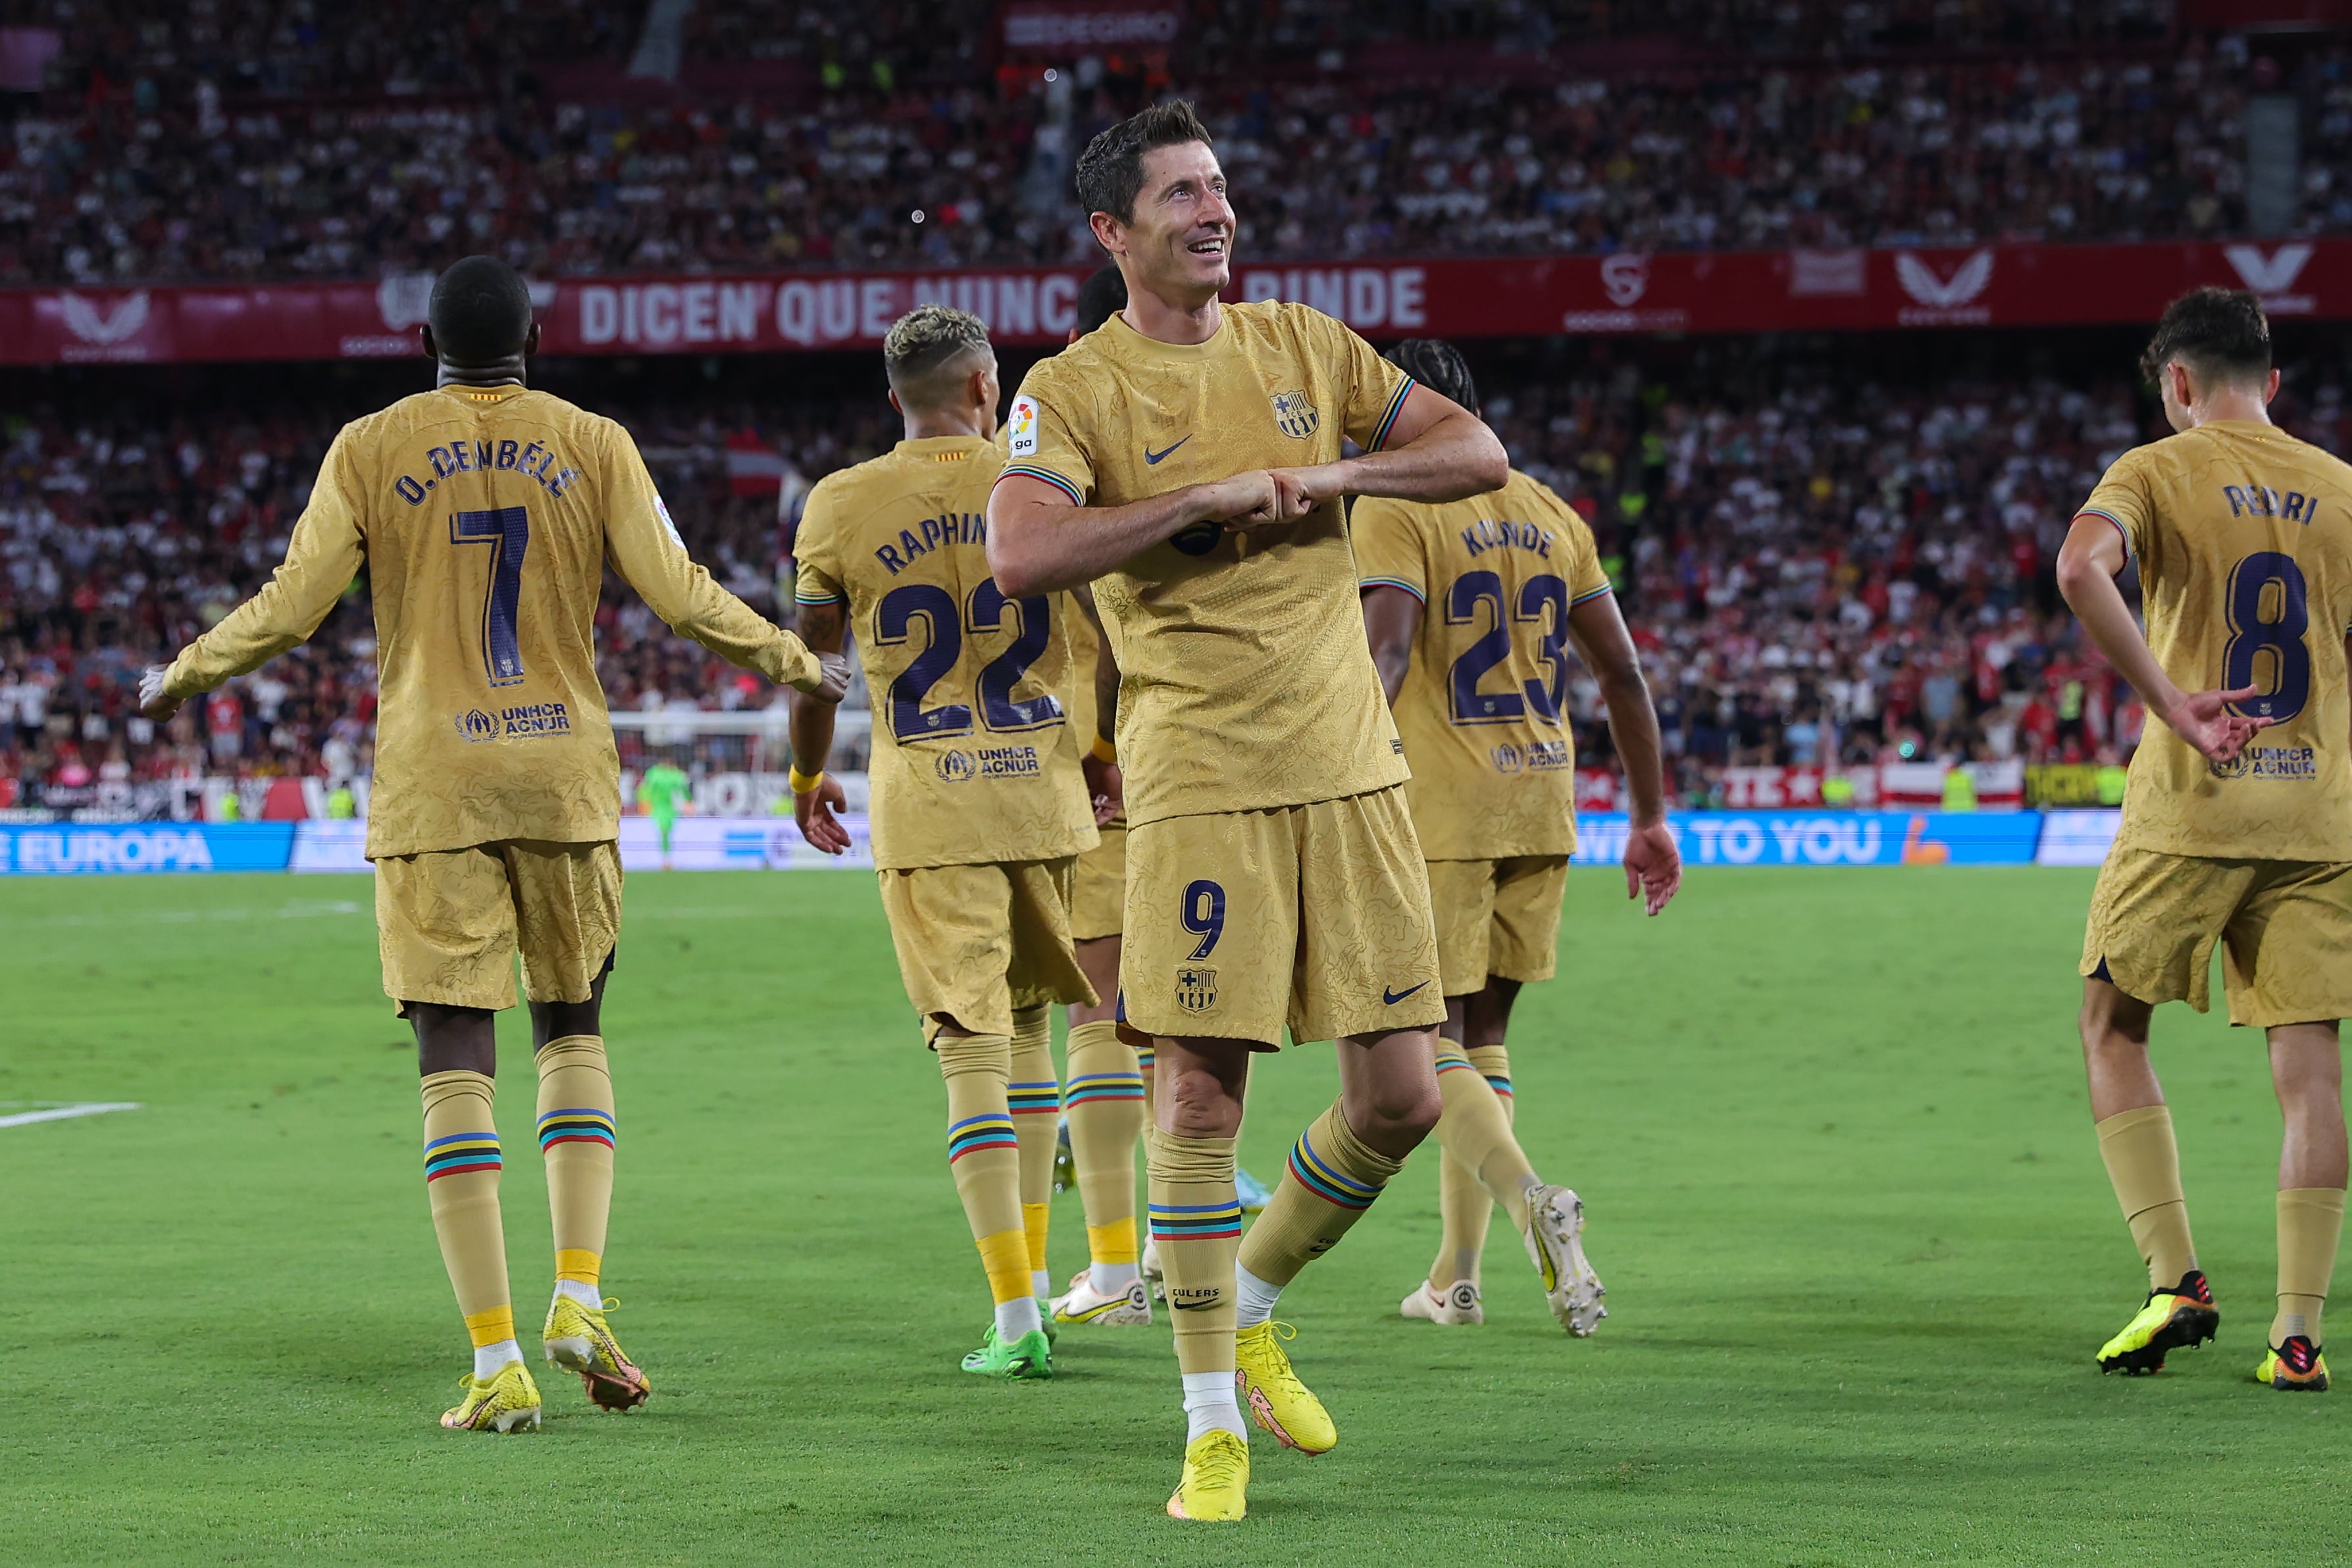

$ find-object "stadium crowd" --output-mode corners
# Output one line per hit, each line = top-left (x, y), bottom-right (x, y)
(0, 9), (2336, 283)
(13, 330), (2352, 813)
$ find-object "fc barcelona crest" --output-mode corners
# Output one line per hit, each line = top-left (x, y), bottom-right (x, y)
(1270, 390), (1319, 439)
(1175, 965), (1219, 1013)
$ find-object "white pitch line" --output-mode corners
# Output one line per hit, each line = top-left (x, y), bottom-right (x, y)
(0, 1101), (141, 1130)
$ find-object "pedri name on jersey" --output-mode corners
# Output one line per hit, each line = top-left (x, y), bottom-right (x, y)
(876, 512), (986, 574)
(1458, 517), (1558, 559)
(393, 439), (585, 506)
(2222, 482), (2324, 523)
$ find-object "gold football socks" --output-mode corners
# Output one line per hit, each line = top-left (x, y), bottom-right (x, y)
(2276, 1187), (2346, 1346)
(1432, 1045), (1539, 1238)
(1432, 1045), (1514, 1290)
(536, 1034), (615, 1303)
(421, 1069), (517, 1374)
(1064, 1019), (1146, 1290)
(1146, 1126), (1248, 1438)
(1235, 1101), (1404, 1323)
(1010, 1007), (1060, 1298)
(2095, 1105), (2197, 1288)
(938, 1030), (1041, 1341)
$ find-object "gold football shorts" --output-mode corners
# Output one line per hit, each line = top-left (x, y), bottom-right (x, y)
(2082, 846), (2352, 1028)
(1070, 819), (1127, 942)
(376, 839), (622, 1015)
(1121, 786), (1443, 1049)
(1426, 854), (1568, 997)
(877, 856), (1095, 1040)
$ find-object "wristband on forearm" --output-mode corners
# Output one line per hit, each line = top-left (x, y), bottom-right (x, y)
(1088, 733), (1117, 765)
(789, 765), (825, 796)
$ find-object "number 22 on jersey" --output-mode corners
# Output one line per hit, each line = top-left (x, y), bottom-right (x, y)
(873, 580), (1062, 741)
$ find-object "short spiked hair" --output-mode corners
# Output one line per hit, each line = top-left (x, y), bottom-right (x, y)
(1073, 100), (1214, 224)
(883, 305), (992, 407)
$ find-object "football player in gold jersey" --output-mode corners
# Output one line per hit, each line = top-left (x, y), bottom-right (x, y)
(1354, 339), (1681, 1334)
(138, 257), (848, 1430)
(987, 102), (1509, 1521)
(2056, 288), (2352, 1391)
(790, 305), (1100, 1378)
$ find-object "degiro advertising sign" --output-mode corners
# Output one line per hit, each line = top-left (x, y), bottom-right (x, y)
(1572, 811), (2045, 867)
(0, 822), (295, 874)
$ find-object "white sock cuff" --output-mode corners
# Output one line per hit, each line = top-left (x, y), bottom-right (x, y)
(1090, 1260), (1140, 1294)
(473, 1339), (523, 1379)
(553, 1278), (602, 1309)
(994, 1295), (1043, 1342)
(1234, 1261), (1281, 1329)
(1181, 1369), (1247, 1441)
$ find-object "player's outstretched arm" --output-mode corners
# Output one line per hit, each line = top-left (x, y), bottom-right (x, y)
(1271, 384), (1508, 514)
(786, 599), (854, 856)
(601, 427), (846, 700)
(140, 438), (368, 721)
(2056, 514), (2268, 763)
(1360, 584), (1421, 706)
(986, 470), (1294, 597)
(1568, 590), (1680, 917)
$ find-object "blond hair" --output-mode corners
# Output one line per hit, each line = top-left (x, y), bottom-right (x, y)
(884, 305), (992, 401)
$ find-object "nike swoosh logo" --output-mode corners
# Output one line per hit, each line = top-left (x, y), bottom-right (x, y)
(1383, 981), (1431, 1005)
(1171, 1297), (1219, 1311)
(1144, 436), (1191, 465)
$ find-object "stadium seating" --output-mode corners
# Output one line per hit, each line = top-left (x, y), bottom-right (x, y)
(0, 20), (2336, 283)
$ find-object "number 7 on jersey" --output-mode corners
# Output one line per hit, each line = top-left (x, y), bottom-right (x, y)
(451, 506), (530, 688)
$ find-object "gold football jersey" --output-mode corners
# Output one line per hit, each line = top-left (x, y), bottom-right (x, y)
(162, 384), (819, 859)
(2078, 419), (2352, 859)
(1002, 302), (1414, 826)
(1352, 470), (1612, 860)
(794, 435), (1096, 871)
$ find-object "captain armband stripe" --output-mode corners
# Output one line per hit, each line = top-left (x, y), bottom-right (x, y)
(1360, 575), (1426, 604)
(1369, 376), (1416, 453)
(998, 464), (1085, 505)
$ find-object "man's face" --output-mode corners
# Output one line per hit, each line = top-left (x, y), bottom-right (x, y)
(1115, 141), (1233, 302)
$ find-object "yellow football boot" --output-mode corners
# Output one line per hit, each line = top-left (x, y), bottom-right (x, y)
(2256, 1336), (2330, 1391)
(2096, 1269), (2218, 1375)
(1234, 1321), (1335, 1455)
(544, 1292), (653, 1411)
(440, 1359), (542, 1432)
(1165, 1429), (1250, 1522)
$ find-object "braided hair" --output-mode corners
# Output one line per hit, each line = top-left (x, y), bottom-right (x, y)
(1385, 338), (1477, 416)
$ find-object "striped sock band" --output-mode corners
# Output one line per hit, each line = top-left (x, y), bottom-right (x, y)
(424, 1130), (501, 1182)
(1287, 1126), (1384, 1211)
(537, 1106), (615, 1153)
(1008, 1079), (1061, 1117)
(947, 1111), (1018, 1163)
(1150, 1198), (1245, 1241)
(1435, 1050), (1479, 1078)
(1063, 1070), (1144, 1107)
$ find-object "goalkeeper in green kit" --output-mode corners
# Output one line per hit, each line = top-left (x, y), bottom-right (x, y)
(638, 759), (690, 870)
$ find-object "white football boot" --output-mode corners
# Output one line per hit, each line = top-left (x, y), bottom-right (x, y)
(1050, 1267), (1154, 1326)
(1524, 1184), (1606, 1336)
(1400, 1278), (1483, 1326)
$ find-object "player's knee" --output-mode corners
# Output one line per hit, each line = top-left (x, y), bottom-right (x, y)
(1356, 1077), (1443, 1145)
(2079, 971), (2151, 1053)
(1160, 1067), (1242, 1139)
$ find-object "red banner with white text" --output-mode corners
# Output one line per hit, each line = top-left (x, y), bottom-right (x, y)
(0, 240), (2339, 366)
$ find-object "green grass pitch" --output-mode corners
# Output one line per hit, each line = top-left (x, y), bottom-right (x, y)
(3, 865), (2347, 1565)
